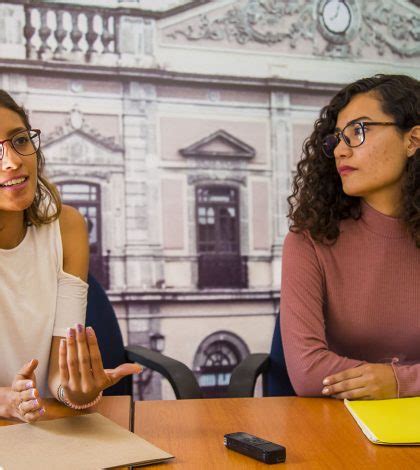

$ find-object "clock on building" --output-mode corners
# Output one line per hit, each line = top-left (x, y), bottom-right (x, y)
(317, 0), (360, 45)
(322, 0), (351, 34)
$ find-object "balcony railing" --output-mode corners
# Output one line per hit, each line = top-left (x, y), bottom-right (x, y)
(23, 3), (119, 63)
(198, 254), (248, 289)
(7, 1), (156, 66)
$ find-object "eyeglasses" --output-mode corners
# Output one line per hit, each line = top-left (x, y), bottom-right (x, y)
(0, 129), (41, 160)
(321, 121), (397, 158)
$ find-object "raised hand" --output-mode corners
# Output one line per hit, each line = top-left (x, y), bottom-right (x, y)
(10, 359), (45, 422)
(59, 325), (141, 405)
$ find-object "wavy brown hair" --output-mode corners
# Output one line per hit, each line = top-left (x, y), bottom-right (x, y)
(288, 74), (420, 248)
(0, 90), (61, 226)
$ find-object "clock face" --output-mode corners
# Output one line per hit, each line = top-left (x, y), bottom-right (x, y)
(322, 0), (351, 34)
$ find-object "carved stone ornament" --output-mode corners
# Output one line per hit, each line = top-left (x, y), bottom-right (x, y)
(359, 1), (420, 58)
(70, 109), (84, 130)
(167, 0), (315, 49)
(42, 112), (124, 152)
(166, 0), (419, 58)
(180, 129), (256, 159)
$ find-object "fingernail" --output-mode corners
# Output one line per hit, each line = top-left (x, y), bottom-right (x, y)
(67, 328), (74, 338)
(86, 327), (94, 336)
(33, 399), (39, 407)
(322, 388), (329, 394)
(76, 323), (83, 333)
(39, 407), (45, 415)
(31, 389), (37, 398)
(26, 381), (33, 389)
(323, 378), (330, 385)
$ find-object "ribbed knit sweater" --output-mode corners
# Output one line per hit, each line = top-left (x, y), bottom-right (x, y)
(280, 201), (420, 398)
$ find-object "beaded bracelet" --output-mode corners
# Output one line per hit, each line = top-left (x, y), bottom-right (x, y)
(57, 384), (103, 410)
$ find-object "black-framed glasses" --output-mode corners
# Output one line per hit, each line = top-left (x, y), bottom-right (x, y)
(321, 121), (396, 158)
(0, 129), (41, 160)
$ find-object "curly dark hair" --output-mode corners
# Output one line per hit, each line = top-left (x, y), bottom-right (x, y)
(288, 74), (420, 248)
(0, 90), (61, 226)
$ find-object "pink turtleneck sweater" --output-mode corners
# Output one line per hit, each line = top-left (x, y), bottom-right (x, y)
(280, 201), (420, 398)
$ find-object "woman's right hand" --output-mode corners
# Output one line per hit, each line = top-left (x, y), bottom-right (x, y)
(10, 359), (45, 422)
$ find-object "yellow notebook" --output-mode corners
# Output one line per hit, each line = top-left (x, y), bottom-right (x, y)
(345, 397), (420, 445)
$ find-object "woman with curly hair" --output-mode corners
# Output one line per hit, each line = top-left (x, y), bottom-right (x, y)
(280, 74), (419, 400)
(0, 90), (140, 422)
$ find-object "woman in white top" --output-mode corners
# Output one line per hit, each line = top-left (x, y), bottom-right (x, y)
(0, 90), (140, 422)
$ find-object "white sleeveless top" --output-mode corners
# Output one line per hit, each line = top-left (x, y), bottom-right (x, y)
(0, 219), (87, 397)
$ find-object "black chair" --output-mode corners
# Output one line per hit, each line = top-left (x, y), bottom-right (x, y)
(85, 273), (202, 399)
(227, 313), (295, 397)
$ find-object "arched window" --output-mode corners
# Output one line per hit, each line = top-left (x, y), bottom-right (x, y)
(196, 186), (247, 288)
(56, 182), (108, 288)
(193, 331), (249, 398)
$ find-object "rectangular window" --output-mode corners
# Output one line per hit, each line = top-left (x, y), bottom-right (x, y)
(196, 186), (247, 288)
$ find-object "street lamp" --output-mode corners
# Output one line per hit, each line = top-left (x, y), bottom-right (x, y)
(149, 332), (165, 353)
(136, 331), (165, 400)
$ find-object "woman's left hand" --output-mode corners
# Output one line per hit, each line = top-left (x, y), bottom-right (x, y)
(321, 363), (398, 400)
(59, 325), (142, 405)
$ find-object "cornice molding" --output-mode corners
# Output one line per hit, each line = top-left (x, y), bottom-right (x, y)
(9, 0), (209, 18)
(187, 174), (247, 186)
(0, 58), (350, 92)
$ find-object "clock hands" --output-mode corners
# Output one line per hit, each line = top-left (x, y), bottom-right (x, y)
(331, 1), (343, 21)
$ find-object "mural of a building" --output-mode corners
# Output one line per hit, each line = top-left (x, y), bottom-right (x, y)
(1, 0), (418, 399)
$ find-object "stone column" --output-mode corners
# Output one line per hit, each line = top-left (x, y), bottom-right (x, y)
(122, 90), (163, 282)
(108, 171), (126, 290)
(123, 81), (157, 288)
(122, 80), (165, 398)
(270, 91), (291, 289)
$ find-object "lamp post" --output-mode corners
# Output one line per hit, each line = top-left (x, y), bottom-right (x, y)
(136, 331), (165, 400)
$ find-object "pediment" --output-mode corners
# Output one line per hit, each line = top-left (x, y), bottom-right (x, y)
(43, 124), (123, 153)
(180, 130), (255, 159)
(42, 131), (124, 168)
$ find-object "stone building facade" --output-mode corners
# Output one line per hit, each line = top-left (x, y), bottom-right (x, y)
(0, 0), (418, 399)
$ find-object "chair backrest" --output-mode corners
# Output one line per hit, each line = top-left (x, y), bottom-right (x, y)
(266, 313), (295, 396)
(85, 273), (132, 396)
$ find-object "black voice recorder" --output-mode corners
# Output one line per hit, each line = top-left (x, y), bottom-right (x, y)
(224, 432), (286, 464)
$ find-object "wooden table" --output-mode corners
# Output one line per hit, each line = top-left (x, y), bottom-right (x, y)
(135, 397), (420, 469)
(0, 395), (132, 430)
